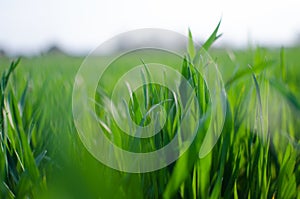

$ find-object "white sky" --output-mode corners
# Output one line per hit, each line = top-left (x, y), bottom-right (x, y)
(0, 0), (300, 55)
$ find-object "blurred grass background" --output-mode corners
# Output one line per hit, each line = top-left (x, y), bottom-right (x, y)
(0, 43), (299, 198)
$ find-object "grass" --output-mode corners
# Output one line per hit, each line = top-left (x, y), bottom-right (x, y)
(0, 24), (299, 198)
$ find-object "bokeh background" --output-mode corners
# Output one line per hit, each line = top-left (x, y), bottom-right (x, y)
(1, 0), (300, 55)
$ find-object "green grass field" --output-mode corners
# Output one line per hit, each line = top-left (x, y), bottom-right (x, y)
(0, 28), (299, 199)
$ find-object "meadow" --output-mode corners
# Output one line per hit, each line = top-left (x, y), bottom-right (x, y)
(0, 26), (299, 198)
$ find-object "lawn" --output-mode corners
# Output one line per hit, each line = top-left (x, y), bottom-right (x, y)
(0, 27), (299, 198)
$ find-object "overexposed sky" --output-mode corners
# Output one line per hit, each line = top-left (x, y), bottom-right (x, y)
(0, 0), (299, 55)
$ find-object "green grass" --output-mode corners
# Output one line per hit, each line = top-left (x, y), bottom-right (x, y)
(0, 26), (299, 198)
